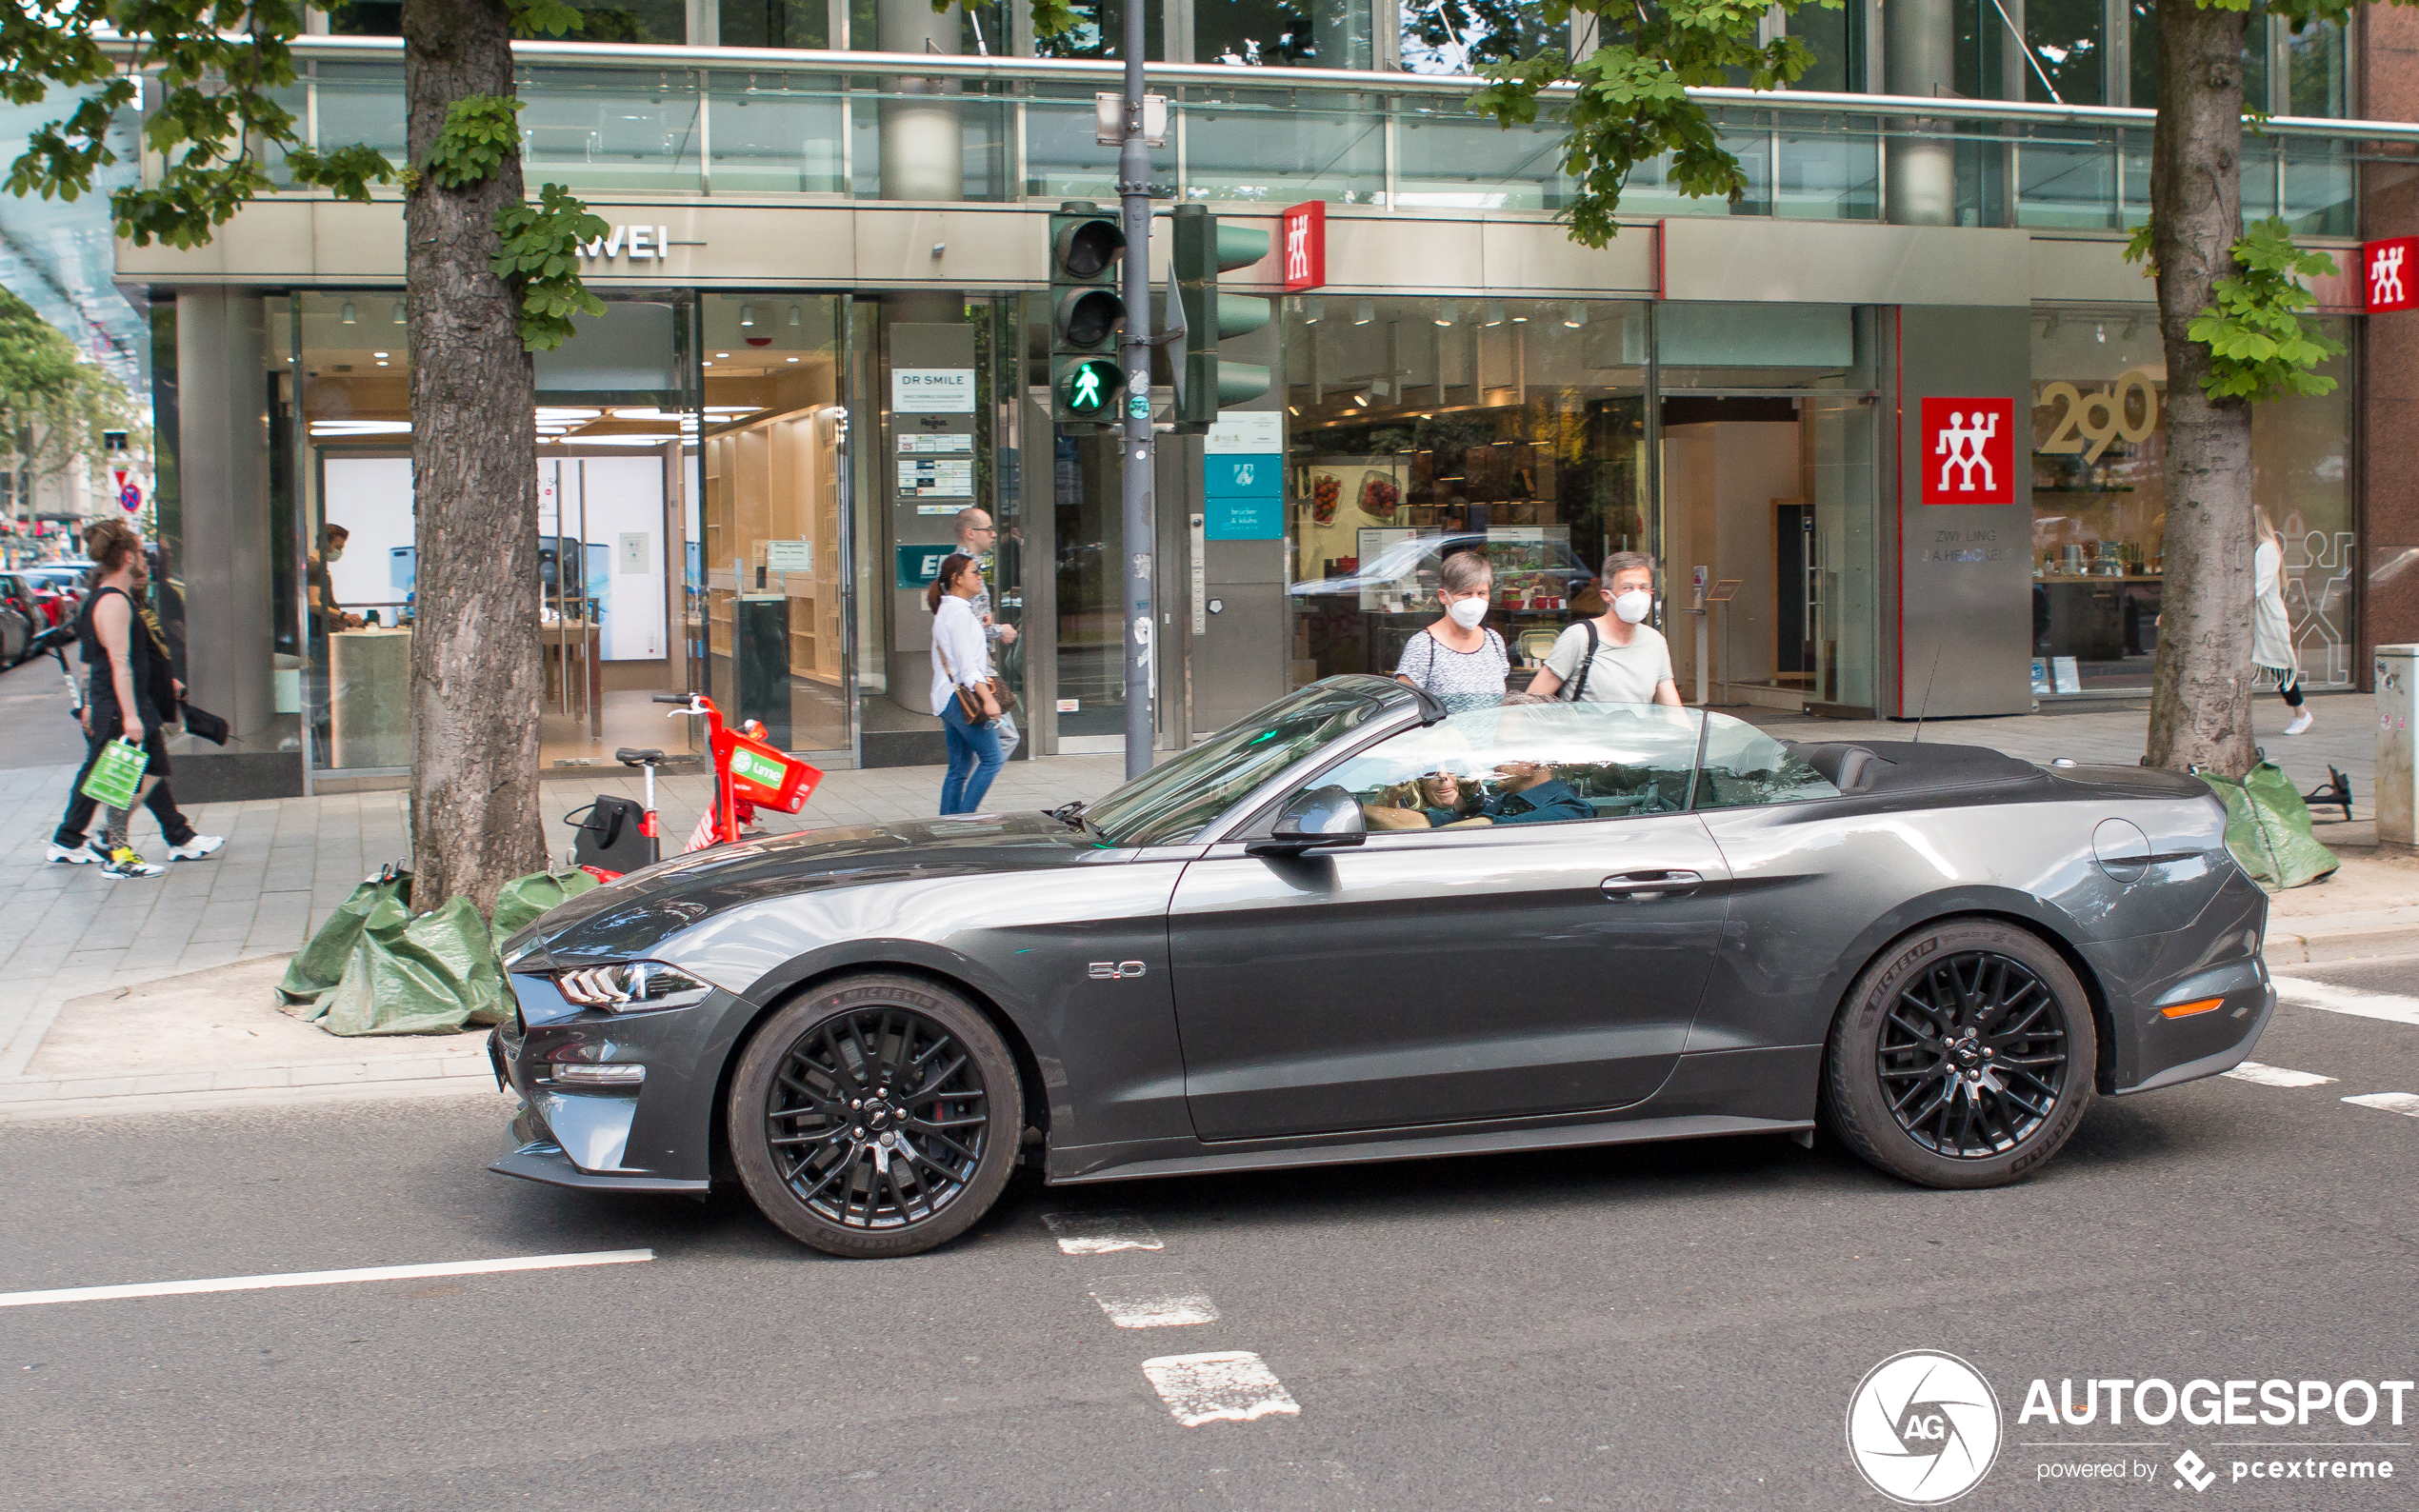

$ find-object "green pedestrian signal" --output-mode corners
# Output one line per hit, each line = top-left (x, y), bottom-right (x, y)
(1171, 205), (1271, 430)
(1049, 200), (1129, 428)
(1056, 356), (1125, 418)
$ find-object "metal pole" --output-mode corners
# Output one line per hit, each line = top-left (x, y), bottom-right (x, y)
(1117, 1), (1152, 780)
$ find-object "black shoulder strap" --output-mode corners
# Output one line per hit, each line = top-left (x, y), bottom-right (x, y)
(1565, 620), (1598, 702)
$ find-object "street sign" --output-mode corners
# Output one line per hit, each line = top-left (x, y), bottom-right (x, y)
(119, 484), (142, 513)
(1919, 397), (2015, 506)
(2366, 236), (2417, 313)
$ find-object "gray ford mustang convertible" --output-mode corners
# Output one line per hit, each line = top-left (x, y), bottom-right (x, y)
(490, 676), (2272, 1258)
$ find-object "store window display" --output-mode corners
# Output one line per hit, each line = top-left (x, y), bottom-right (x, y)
(2027, 308), (2352, 695)
(1284, 297), (1649, 693)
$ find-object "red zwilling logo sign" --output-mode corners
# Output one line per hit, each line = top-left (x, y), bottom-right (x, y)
(2368, 236), (2418, 312)
(1282, 201), (1326, 291)
(1920, 397), (2016, 505)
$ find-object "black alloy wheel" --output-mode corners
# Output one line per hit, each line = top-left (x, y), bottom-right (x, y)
(730, 974), (1023, 1258)
(1878, 950), (2067, 1158)
(1823, 919), (2097, 1189)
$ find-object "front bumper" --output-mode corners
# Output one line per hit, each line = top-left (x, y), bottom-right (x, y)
(486, 969), (752, 1194)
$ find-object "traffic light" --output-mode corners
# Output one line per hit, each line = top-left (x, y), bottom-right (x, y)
(1172, 204), (1271, 429)
(1050, 200), (1128, 428)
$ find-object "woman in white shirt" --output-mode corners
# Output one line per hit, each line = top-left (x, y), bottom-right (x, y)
(2253, 508), (2310, 735)
(1526, 550), (1684, 706)
(929, 552), (1005, 813)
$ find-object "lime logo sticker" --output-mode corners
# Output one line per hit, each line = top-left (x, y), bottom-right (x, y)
(1848, 1350), (2003, 1504)
(730, 748), (784, 786)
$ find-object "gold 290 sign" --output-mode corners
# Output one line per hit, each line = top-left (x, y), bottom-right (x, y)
(2032, 369), (2162, 463)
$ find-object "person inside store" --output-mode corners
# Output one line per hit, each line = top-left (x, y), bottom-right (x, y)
(308, 523), (363, 633)
(1393, 549), (1508, 712)
(929, 551), (1006, 816)
(953, 507), (1020, 758)
(1525, 550), (1683, 706)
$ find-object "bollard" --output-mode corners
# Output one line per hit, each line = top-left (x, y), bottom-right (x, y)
(2377, 645), (2419, 848)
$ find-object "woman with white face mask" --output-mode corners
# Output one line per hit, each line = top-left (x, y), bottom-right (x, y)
(1392, 548), (1508, 712)
(1526, 550), (1684, 706)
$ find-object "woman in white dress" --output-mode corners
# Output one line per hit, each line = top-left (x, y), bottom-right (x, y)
(2253, 508), (2310, 735)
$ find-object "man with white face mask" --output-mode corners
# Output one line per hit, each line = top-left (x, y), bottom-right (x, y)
(1392, 547), (1508, 711)
(1526, 550), (1682, 706)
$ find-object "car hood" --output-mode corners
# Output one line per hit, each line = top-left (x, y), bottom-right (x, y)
(503, 809), (1113, 966)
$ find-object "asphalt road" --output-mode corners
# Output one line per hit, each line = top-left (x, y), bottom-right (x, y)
(4, 960), (2418, 1512)
(0, 646), (87, 770)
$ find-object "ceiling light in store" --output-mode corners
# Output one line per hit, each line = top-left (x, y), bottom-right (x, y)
(740, 305), (756, 328)
(702, 361), (713, 367)
(373, 351), (389, 358)
(1509, 307), (1529, 324)
(789, 304), (803, 327)
(1483, 301), (1506, 327)
(1562, 302), (1586, 328)
(340, 301), (357, 325)
(1353, 300), (1373, 326)
(535, 408), (603, 422)
(2094, 321), (2107, 343)
(390, 302), (405, 325)
(564, 434), (684, 448)
(310, 420), (412, 437)
(375, 360), (389, 368)
(1434, 301), (1457, 328)
(1304, 297), (1325, 324)
(786, 356), (799, 363)
(1352, 393), (1369, 408)
(715, 352), (730, 359)
(704, 406), (763, 418)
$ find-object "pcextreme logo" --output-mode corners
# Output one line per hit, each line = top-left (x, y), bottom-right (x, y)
(1847, 1350), (2004, 1505)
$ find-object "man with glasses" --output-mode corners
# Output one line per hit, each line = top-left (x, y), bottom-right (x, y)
(952, 507), (1019, 758)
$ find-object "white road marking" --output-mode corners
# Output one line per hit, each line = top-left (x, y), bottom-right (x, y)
(1043, 1209), (1164, 1255)
(1088, 1273), (1220, 1329)
(1141, 1350), (1301, 1426)
(2270, 977), (2419, 1027)
(2223, 1062), (2339, 1088)
(0, 1249), (653, 1308)
(2343, 1092), (2419, 1119)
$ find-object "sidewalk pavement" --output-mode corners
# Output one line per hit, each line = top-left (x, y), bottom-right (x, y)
(0, 692), (2404, 1124)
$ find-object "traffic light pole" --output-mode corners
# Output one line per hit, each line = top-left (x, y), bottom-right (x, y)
(1115, 0), (1153, 781)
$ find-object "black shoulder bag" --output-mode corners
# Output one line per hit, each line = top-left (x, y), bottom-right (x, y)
(1560, 620), (1599, 702)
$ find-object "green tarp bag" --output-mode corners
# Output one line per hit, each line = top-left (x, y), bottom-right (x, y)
(2200, 761), (2339, 889)
(309, 894), (509, 1037)
(276, 867), (410, 1009)
(490, 866), (599, 950)
(78, 736), (150, 810)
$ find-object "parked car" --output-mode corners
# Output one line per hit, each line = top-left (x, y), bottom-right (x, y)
(0, 587), (30, 666)
(490, 676), (2271, 1259)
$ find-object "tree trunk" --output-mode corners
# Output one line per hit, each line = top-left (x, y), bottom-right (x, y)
(2144, 0), (2256, 776)
(401, 0), (545, 913)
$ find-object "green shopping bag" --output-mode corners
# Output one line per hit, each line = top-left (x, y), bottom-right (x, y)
(78, 737), (149, 809)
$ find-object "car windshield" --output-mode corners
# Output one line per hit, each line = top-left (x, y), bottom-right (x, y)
(1083, 679), (1402, 846)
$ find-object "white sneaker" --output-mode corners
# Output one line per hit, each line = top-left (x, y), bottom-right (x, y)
(167, 834), (225, 861)
(45, 842), (97, 865)
(2284, 709), (2313, 736)
(99, 845), (165, 879)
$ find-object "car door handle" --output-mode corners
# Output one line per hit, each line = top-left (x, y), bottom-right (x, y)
(1601, 869), (1703, 901)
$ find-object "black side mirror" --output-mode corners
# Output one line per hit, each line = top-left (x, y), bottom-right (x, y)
(1248, 785), (1367, 856)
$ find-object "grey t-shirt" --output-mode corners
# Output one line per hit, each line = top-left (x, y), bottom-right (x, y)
(1543, 620), (1674, 704)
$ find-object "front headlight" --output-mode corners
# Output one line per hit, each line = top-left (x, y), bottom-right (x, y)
(551, 961), (713, 1012)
